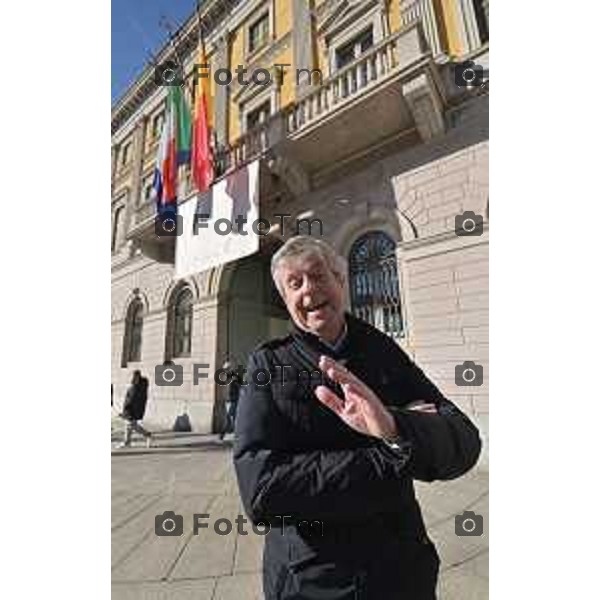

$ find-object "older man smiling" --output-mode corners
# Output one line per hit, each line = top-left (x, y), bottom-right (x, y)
(233, 236), (481, 600)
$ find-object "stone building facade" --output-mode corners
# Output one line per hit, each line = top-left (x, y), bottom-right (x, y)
(111, 0), (489, 464)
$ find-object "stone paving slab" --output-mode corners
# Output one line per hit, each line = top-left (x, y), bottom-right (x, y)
(113, 497), (207, 582)
(213, 573), (263, 600)
(169, 496), (241, 580)
(415, 470), (489, 572)
(112, 579), (217, 600)
(112, 434), (488, 599)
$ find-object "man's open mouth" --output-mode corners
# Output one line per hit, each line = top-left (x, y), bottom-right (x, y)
(306, 301), (328, 313)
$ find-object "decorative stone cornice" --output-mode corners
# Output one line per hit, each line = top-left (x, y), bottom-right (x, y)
(315, 0), (380, 39)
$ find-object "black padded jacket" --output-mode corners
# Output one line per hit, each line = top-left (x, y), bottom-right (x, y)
(233, 314), (481, 600)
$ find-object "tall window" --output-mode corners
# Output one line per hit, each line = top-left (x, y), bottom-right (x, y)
(120, 142), (131, 168)
(122, 298), (144, 365)
(335, 27), (374, 96)
(248, 12), (270, 54)
(349, 232), (404, 339)
(335, 27), (374, 70)
(151, 112), (164, 140)
(168, 287), (194, 358)
(112, 206), (123, 252)
(246, 100), (271, 132)
(142, 175), (154, 204)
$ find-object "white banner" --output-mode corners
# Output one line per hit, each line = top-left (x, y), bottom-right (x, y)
(175, 160), (260, 278)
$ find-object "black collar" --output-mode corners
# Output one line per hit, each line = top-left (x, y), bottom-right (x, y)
(290, 313), (355, 360)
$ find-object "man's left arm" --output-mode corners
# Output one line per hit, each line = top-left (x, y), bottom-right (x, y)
(387, 347), (482, 482)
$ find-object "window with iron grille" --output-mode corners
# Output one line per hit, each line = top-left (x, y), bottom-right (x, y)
(349, 232), (404, 339)
(122, 299), (144, 365)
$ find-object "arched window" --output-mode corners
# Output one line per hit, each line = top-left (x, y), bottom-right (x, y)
(168, 287), (194, 359)
(349, 231), (404, 339)
(122, 298), (144, 365)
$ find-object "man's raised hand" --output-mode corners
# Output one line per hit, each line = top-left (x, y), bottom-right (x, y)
(314, 355), (398, 440)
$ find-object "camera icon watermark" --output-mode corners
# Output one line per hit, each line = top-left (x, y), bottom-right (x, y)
(154, 61), (183, 87)
(155, 511), (184, 536)
(454, 60), (488, 88)
(455, 510), (484, 536)
(455, 361), (484, 387)
(455, 211), (484, 237)
(155, 363), (184, 386)
(155, 212), (183, 237)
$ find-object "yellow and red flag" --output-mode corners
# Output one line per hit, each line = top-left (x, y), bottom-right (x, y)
(191, 32), (214, 193)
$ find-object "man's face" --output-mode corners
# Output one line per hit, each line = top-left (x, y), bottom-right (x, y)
(276, 254), (345, 341)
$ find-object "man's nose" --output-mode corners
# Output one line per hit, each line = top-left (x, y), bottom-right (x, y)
(301, 276), (317, 294)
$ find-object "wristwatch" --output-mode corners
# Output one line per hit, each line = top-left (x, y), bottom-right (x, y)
(382, 432), (406, 451)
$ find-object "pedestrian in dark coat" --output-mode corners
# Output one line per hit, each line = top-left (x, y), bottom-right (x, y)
(219, 365), (240, 439)
(220, 361), (241, 440)
(233, 237), (482, 600)
(118, 370), (152, 448)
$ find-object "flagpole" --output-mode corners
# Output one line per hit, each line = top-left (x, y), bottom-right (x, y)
(159, 14), (195, 99)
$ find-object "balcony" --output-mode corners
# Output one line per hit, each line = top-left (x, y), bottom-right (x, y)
(125, 198), (176, 263)
(281, 22), (445, 176)
(213, 115), (286, 177)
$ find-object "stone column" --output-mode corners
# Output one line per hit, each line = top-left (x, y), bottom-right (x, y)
(400, 0), (442, 57)
(292, 0), (315, 96)
(454, 0), (484, 54)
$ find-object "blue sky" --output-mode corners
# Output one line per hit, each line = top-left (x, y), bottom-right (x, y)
(112, 0), (199, 104)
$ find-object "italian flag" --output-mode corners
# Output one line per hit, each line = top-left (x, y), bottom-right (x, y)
(191, 35), (215, 193)
(152, 85), (192, 214)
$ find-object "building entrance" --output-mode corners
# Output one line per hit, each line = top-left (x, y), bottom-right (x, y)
(220, 251), (289, 372)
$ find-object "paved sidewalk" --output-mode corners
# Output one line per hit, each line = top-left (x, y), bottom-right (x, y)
(112, 432), (488, 600)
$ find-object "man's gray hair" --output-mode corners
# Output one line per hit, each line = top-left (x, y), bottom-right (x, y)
(271, 236), (345, 292)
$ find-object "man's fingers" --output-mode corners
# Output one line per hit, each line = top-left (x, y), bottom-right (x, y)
(319, 356), (358, 387)
(314, 385), (345, 415)
(315, 385), (370, 434)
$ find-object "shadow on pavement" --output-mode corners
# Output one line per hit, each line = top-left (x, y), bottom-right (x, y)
(111, 436), (234, 457)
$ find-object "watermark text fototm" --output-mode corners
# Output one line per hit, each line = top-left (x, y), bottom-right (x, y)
(155, 362), (325, 388)
(155, 62), (323, 88)
(155, 212), (323, 238)
(155, 511), (324, 538)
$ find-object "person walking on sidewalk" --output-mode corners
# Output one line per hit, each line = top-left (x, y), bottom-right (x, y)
(220, 360), (240, 440)
(118, 370), (152, 448)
